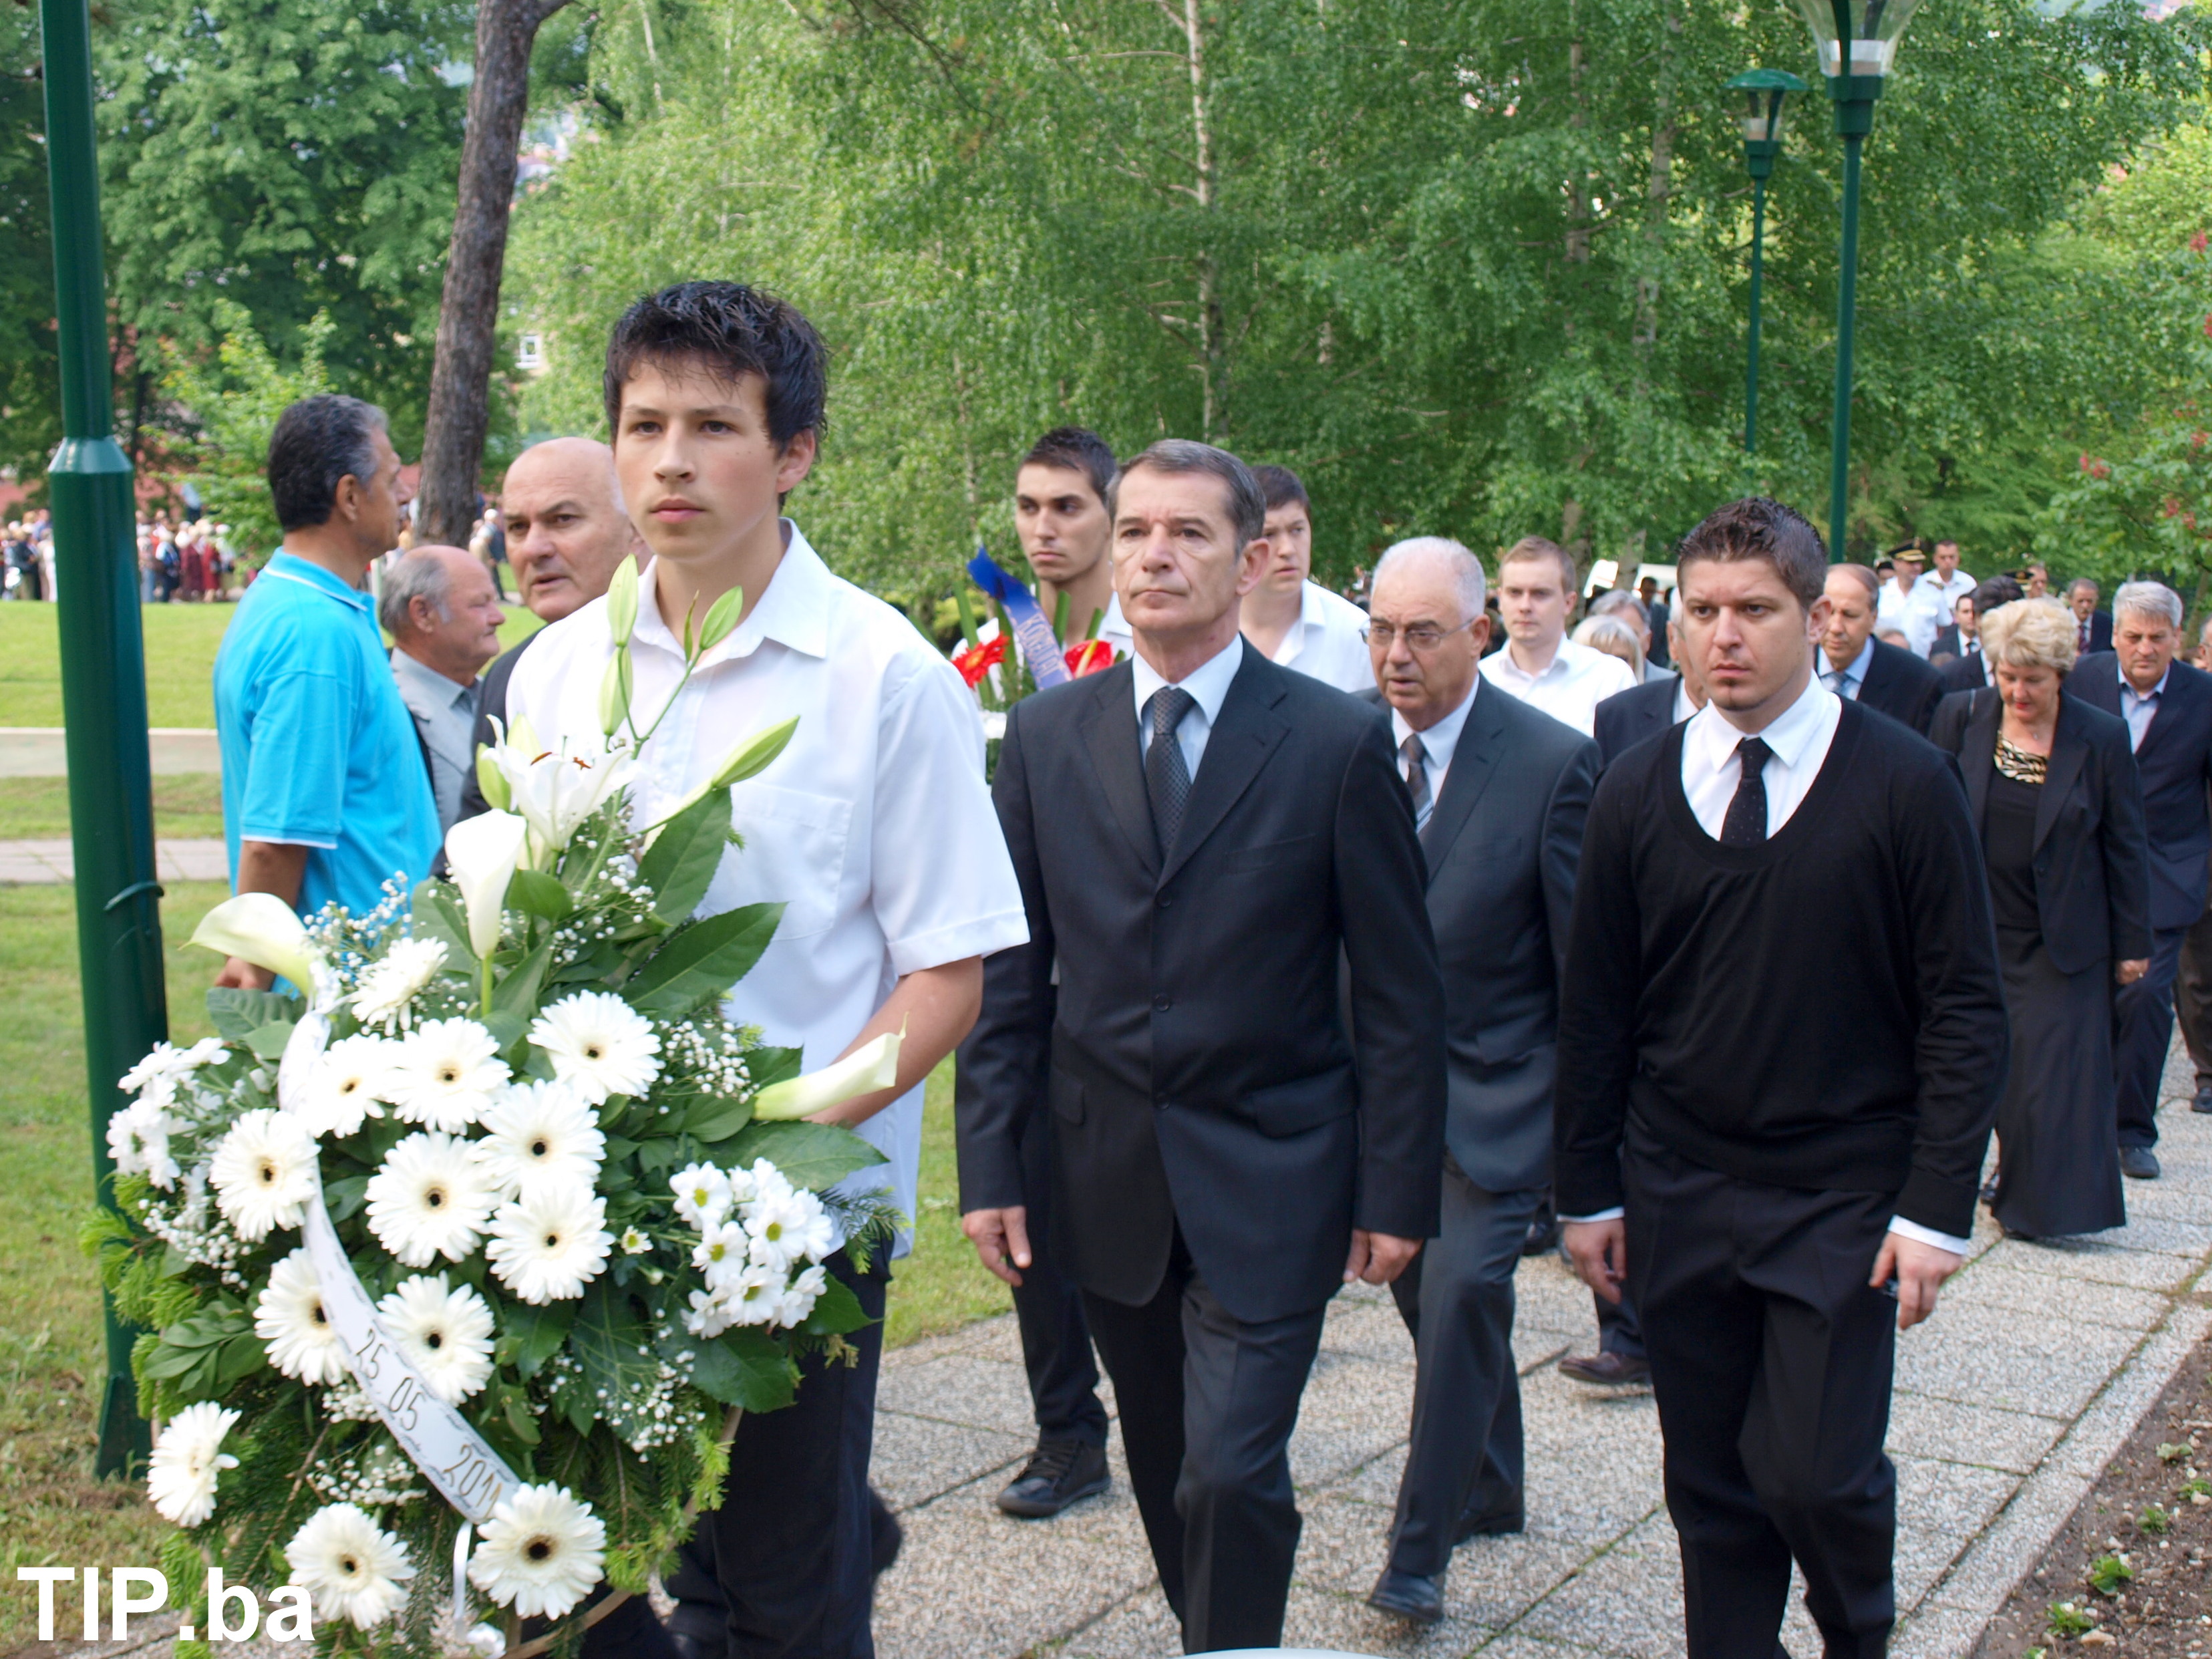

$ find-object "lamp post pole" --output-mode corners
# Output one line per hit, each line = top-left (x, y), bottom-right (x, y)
(1747, 172), (1770, 454)
(39, 0), (165, 1477)
(1826, 90), (1875, 557)
(1728, 69), (1805, 456)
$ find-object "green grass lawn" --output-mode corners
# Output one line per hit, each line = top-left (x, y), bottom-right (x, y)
(0, 600), (544, 730)
(0, 881), (1007, 1649)
(0, 773), (227, 840)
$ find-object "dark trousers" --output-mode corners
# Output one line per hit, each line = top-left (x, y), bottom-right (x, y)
(2178, 899), (2212, 1088)
(1595, 1284), (1646, 1358)
(1081, 1243), (1327, 1654)
(1625, 1127), (1899, 1659)
(665, 1251), (891, 1659)
(1011, 1106), (1108, 1446)
(1386, 1165), (1539, 1575)
(2115, 923), (2189, 1149)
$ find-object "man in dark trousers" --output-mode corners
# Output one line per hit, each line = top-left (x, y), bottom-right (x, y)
(1819, 563), (1945, 734)
(1557, 497), (2008, 1659)
(1353, 537), (1597, 1626)
(2066, 580), (2212, 1182)
(957, 439), (1446, 1654)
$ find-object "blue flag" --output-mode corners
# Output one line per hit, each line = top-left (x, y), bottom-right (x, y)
(967, 548), (1070, 690)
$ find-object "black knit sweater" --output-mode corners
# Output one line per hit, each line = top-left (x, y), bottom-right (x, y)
(1554, 700), (2008, 1240)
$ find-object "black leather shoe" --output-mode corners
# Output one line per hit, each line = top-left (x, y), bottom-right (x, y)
(667, 1631), (724, 1659)
(2194, 1084), (2212, 1114)
(995, 1438), (1110, 1518)
(1559, 1350), (1651, 1386)
(1980, 1174), (2000, 1206)
(1367, 1566), (1445, 1625)
(871, 1492), (903, 1577)
(2122, 1146), (2162, 1180)
(1454, 1505), (1524, 1543)
(1521, 1213), (1561, 1257)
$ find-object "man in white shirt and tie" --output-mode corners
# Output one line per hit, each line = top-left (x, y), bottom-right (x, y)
(1478, 536), (1636, 735)
(1903, 539), (1975, 657)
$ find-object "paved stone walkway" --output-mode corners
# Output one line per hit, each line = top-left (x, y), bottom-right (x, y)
(0, 726), (220, 778)
(0, 839), (227, 884)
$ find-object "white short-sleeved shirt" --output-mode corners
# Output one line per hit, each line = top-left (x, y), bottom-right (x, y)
(1100, 581), (1375, 696)
(507, 522), (1030, 1249)
(1478, 636), (1639, 736)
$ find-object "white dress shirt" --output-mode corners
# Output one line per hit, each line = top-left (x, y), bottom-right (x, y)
(2120, 663), (2169, 752)
(1903, 569), (1976, 657)
(1875, 579), (1917, 641)
(1267, 581), (1375, 693)
(1478, 635), (1637, 736)
(1821, 636), (1876, 703)
(507, 521), (1030, 1249)
(1565, 668), (1971, 1255)
(1389, 679), (1479, 830)
(1672, 680), (1700, 726)
(1130, 633), (1245, 780)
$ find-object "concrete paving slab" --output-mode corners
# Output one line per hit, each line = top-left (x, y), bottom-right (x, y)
(1295, 1491), (1590, 1628)
(875, 1350), (1046, 1437)
(869, 1410), (1030, 1511)
(0, 726), (220, 777)
(0, 837), (228, 884)
(1887, 1390), (2067, 1477)
(2000, 1234), (2209, 1293)
(1893, 1456), (2018, 1608)
(1292, 1350), (1426, 1489)
(1513, 1515), (1686, 1659)
(1941, 1257), (2175, 1332)
(1892, 1298), (2144, 1418)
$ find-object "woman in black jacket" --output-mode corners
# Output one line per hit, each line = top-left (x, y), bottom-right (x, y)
(1928, 597), (2152, 1239)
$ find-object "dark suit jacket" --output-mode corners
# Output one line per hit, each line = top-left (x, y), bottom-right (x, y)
(2076, 610), (2114, 655)
(1857, 637), (1945, 736)
(1939, 645), (1988, 693)
(1929, 688), (2151, 973)
(1932, 624), (1963, 660)
(1644, 600), (1672, 667)
(957, 650), (1448, 1324)
(1362, 685), (1597, 1193)
(455, 631), (542, 822)
(1592, 676), (1680, 769)
(2066, 652), (2212, 930)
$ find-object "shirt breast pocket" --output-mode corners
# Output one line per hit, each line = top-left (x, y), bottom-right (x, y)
(706, 781), (852, 943)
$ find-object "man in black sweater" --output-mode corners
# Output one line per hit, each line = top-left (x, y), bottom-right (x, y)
(1557, 498), (2008, 1659)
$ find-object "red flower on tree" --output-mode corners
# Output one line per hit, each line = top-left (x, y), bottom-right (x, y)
(2193, 231), (2209, 255)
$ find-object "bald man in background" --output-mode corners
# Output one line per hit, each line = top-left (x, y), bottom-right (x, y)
(458, 437), (645, 818)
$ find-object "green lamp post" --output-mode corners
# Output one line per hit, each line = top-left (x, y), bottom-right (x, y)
(1792, 0), (1924, 559)
(1727, 69), (1806, 456)
(38, 0), (166, 1475)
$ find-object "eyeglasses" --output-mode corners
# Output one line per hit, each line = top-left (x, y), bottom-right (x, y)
(1368, 617), (1476, 652)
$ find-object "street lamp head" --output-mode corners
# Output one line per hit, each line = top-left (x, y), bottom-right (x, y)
(1792, 0), (1925, 93)
(1727, 68), (1808, 178)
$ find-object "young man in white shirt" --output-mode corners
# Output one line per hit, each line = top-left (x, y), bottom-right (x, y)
(1235, 465), (1374, 692)
(1479, 535), (1637, 735)
(506, 281), (1028, 1659)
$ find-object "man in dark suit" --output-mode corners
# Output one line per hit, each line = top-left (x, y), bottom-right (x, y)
(1639, 575), (1672, 669)
(2065, 581), (2212, 1181)
(1593, 617), (1702, 767)
(2069, 578), (2114, 656)
(1941, 575), (2025, 694)
(956, 440), (1448, 1654)
(1351, 538), (1597, 1625)
(1819, 563), (1945, 734)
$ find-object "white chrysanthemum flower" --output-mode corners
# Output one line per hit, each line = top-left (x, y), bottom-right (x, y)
(285, 1503), (416, 1630)
(365, 1132), (496, 1267)
(670, 1163), (734, 1230)
(738, 1157), (794, 1207)
(377, 1273), (496, 1404)
(208, 1108), (319, 1241)
(717, 1263), (787, 1326)
(256, 1247), (349, 1386)
(744, 1186), (835, 1273)
(146, 1401), (240, 1527)
(620, 1226), (651, 1254)
(468, 1483), (606, 1620)
(349, 936), (450, 1028)
(385, 1018), (508, 1133)
(120, 1038), (228, 1109)
(528, 992), (662, 1104)
(692, 1220), (751, 1290)
(478, 1080), (605, 1201)
(778, 1263), (831, 1328)
(486, 1183), (614, 1304)
(684, 1288), (734, 1338)
(293, 1034), (400, 1139)
(107, 1098), (183, 1189)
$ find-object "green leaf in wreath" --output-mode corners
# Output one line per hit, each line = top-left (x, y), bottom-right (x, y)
(746, 1046), (804, 1092)
(245, 1019), (296, 1060)
(550, 1279), (665, 1442)
(506, 868), (573, 921)
(502, 1298), (579, 1380)
(491, 940), (554, 1030)
(500, 1384), (544, 1446)
(637, 788), (733, 925)
(795, 1275), (871, 1338)
(712, 1120), (886, 1189)
(323, 1175), (369, 1223)
(410, 879), (477, 969)
(682, 1326), (796, 1412)
(623, 903), (783, 1018)
(683, 1096), (754, 1145)
(215, 1331), (268, 1387)
(206, 986), (297, 1040)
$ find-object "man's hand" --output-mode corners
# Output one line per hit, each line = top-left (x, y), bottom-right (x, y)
(1870, 1232), (1963, 1331)
(214, 957), (275, 990)
(2117, 958), (2150, 986)
(1344, 1231), (1421, 1286)
(962, 1205), (1032, 1288)
(1563, 1219), (1627, 1306)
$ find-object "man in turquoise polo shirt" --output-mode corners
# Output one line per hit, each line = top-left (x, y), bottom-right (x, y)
(212, 394), (439, 987)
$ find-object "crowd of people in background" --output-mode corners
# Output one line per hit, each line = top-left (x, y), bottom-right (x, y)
(135, 510), (241, 602)
(3, 508), (54, 599)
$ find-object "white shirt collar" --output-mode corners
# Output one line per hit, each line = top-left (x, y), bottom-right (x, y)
(632, 519), (832, 665)
(1130, 631), (1245, 726)
(1672, 680), (1700, 726)
(1684, 669), (1835, 781)
(1390, 677), (1478, 778)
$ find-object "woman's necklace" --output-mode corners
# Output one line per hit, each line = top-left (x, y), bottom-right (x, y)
(1994, 730), (2048, 784)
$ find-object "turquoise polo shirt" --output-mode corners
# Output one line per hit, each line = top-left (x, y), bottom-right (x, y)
(214, 551), (440, 919)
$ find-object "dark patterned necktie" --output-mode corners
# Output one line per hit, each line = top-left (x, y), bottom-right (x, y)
(1146, 687), (1197, 853)
(1720, 736), (1773, 847)
(1400, 733), (1431, 828)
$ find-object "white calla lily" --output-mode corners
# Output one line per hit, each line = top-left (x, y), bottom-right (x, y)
(445, 810), (528, 962)
(188, 893), (325, 998)
(751, 1029), (903, 1122)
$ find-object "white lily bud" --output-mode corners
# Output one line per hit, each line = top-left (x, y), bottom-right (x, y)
(188, 893), (324, 996)
(444, 810), (529, 960)
(606, 556), (640, 647)
(751, 1030), (903, 1122)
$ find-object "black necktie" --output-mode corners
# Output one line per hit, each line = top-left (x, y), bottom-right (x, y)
(1720, 737), (1773, 847)
(1400, 734), (1431, 829)
(1146, 687), (1197, 853)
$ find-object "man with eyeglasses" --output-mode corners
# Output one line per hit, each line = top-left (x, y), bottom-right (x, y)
(1359, 537), (1599, 1626)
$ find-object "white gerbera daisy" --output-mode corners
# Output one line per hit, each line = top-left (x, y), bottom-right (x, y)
(478, 1080), (605, 1201)
(349, 936), (450, 1029)
(365, 1132), (496, 1267)
(293, 1034), (400, 1139)
(285, 1502), (416, 1630)
(778, 1263), (831, 1328)
(669, 1162), (734, 1229)
(385, 1018), (509, 1133)
(486, 1183), (614, 1304)
(528, 991), (662, 1104)
(106, 1098), (183, 1189)
(208, 1108), (319, 1241)
(255, 1247), (349, 1386)
(377, 1274), (496, 1404)
(744, 1185), (836, 1272)
(468, 1483), (606, 1620)
(692, 1220), (751, 1290)
(146, 1401), (240, 1527)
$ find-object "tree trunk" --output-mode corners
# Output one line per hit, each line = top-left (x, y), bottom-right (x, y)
(416, 0), (570, 548)
(1178, 0), (1224, 440)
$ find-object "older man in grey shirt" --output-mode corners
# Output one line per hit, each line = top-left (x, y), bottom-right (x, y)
(381, 543), (505, 833)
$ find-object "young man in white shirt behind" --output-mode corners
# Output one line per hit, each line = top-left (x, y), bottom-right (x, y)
(506, 281), (1028, 1659)
(1237, 465), (1374, 692)
(1479, 535), (1637, 735)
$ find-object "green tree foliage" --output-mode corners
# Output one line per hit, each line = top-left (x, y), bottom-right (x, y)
(0, 3), (61, 490)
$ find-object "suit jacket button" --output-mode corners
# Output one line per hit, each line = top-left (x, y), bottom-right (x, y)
(1153, 994), (1172, 1012)
(1156, 893), (1173, 908)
